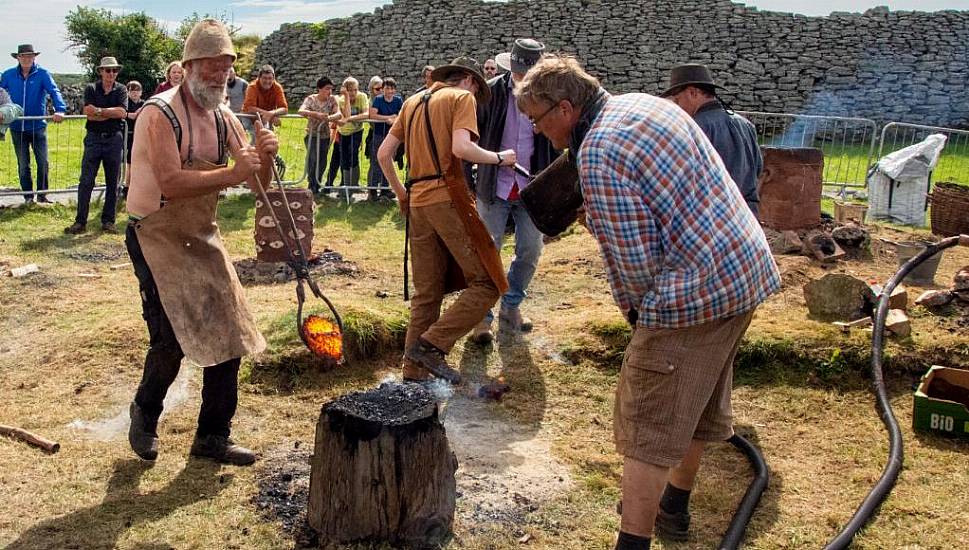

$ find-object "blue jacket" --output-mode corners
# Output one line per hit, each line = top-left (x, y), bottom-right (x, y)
(0, 63), (68, 132)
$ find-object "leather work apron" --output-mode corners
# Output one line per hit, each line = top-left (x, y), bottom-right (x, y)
(133, 158), (266, 367)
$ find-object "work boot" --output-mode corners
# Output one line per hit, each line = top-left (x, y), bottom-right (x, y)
(190, 433), (257, 466)
(470, 319), (494, 345)
(64, 222), (86, 235)
(402, 357), (431, 381)
(101, 222), (118, 234)
(654, 507), (690, 542)
(404, 339), (462, 385)
(499, 306), (533, 333)
(128, 402), (159, 461)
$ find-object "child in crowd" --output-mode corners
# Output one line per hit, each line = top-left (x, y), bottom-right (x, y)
(123, 81), (145, 193)
(368, 77), (403, 199)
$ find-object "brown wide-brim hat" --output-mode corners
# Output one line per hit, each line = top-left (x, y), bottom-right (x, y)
(430, 56), (491, 104)
(11, 44), (39, 59)
(659, 63), (731, 97)
(182, 19), (237, 65)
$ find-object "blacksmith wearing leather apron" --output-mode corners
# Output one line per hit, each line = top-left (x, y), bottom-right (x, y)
(123, 19), (275, 466)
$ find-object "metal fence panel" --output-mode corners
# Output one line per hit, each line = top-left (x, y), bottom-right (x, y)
(877, 122), (969, 186)
(0, 115), (127, 198)
(736, 111), (878, 192)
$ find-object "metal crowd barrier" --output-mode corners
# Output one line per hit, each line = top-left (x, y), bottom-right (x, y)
(877, 122), (969, 185)
(234, 113), (399, 204)
(736, 111), (878, 193)
(0, 114), (128, 199)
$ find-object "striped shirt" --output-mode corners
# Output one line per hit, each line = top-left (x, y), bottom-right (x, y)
(577, 93), (781, 328)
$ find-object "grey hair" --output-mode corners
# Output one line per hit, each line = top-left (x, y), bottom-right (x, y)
(515, 54), (600, 111)
(258, 64), (275, 77)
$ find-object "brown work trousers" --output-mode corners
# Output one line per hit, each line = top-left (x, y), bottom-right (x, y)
(405, 201), (500, 369)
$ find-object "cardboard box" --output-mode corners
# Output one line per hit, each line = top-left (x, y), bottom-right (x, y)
(913, 366), (969, 439)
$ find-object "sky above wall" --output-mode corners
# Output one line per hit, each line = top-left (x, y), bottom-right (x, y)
(6, 0), (966, 73)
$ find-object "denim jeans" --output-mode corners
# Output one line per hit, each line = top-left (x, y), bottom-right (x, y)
(304, 132), (330, 194)
(367, 131), (391, 193)
(10, 129), (49, 201)
(75, 131), (123, 225)
(326, 139), (341, 187)
(476, 196), (544, 322)
(125, 224), (240, 437)
(338, 129), (364, 185)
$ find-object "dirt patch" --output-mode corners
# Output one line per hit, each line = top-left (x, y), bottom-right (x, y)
(62, 245), (128, 263)
(444, 394), (572, 534)
(234, 250), (358, 285)
(253, 444), (317, 548)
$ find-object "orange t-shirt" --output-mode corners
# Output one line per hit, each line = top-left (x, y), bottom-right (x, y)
(389, 82), (478, 207)
(242, 80), (288, 112)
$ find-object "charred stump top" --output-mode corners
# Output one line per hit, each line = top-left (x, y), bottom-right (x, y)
(324, 382), (438, 444)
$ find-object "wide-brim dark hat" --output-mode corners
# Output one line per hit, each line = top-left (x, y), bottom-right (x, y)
(659, 63), (731, 97)
(496, 38), (545, 74)
(11, 44), (39, 59)
(430, 56), (491, 104)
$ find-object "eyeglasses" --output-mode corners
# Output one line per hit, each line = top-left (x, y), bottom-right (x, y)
(102, 68), (120, 73)
(528, 102), (558, 126)
(374, 86), (383, 91)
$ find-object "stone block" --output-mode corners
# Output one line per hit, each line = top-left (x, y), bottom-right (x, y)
(803, 273), (876, 321)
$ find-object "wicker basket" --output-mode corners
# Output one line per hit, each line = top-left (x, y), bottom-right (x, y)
(930, 182), (969, 237)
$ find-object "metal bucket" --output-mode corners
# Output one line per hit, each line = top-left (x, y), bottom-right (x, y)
(895, 240), (944, 286)
(520, 152), (582, 236)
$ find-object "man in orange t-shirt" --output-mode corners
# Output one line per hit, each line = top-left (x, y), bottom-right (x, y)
(242, 64), (287, 129)
(377, 57), (517, 384)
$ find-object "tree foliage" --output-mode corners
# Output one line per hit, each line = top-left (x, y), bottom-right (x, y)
(64, 6), (180, 91)
(64, 7), (263, 89)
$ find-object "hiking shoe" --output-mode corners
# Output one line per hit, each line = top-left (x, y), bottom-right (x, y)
(404, 340), (462, 385)
(190, 434), (257, 466)
(470, 319), (494, 345)
(101, 222), (118, 233)
(64, 222), (86, 235)
(654, 507), (691, 542)
(128, 402), (159, 461)
(499, 306), (533, 333)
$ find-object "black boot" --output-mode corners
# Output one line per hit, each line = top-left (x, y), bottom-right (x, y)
(190, 433), (257, 466)
(128, 401), (159, 461)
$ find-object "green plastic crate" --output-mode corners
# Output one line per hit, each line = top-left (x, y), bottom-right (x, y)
(913, 366), (969, 439)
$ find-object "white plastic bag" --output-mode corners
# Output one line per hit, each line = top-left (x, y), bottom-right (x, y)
(867, 133), (947, 226)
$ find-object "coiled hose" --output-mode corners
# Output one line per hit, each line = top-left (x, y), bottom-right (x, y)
(823, 234), (969, 550)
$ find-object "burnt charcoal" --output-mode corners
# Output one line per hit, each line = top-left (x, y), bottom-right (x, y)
(478, 381), (511, 401)
(326, 382), (435, 426)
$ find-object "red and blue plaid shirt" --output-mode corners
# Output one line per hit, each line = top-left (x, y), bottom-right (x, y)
(578, 93), (781, 328)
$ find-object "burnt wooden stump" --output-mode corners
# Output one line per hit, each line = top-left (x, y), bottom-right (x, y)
(308, 382), (456, 548)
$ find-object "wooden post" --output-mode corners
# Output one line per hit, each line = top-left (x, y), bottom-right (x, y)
(308, 382), (456, 548)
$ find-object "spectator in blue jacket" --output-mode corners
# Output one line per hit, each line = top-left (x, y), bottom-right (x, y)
(0, 44), (67, 203)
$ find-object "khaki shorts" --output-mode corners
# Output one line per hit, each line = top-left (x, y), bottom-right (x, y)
(614, 310), (755, 467)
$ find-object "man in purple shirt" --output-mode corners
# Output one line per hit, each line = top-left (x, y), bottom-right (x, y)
(471, 38), (560, 344)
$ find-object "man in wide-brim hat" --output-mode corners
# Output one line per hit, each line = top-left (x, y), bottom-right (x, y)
(375, 56), (517, 384)
(64, 55), (129, 234)
(661, 63), (763, 216)
(0, 44), (67, 204)
(470, 38), (561, 345)
(124, 19), (279, 466)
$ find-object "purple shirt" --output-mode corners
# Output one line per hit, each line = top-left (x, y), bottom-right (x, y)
(496, 78), (534, 200)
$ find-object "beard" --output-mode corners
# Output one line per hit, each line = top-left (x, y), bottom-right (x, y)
(187, 76), (226, 111)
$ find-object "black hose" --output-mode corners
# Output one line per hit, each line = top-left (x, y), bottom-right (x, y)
(824, 235), (967, 550)
(719, 434), (770, 550)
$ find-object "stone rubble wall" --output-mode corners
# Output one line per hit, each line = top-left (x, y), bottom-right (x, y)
(253, 0), (969, 128)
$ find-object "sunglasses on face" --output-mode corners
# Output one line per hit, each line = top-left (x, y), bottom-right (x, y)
(102, 68), (120, 73)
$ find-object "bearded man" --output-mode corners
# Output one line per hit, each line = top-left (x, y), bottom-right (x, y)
(125, 19), (279, 466)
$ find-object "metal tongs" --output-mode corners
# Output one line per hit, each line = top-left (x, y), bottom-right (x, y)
(228, 117), (344, 357)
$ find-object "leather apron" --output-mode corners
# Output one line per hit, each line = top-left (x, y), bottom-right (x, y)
(133, 155), (266, 367)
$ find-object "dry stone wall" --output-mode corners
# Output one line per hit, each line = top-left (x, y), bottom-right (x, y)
(253, 0), (969, 127)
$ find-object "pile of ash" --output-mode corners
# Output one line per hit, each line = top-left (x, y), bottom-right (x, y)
(234, 249), (358, 285)
(253, 443), (317, 548)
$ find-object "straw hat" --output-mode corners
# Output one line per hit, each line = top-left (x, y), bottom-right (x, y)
(182, 19), (236, 64)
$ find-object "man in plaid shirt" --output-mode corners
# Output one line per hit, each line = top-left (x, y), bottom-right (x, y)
(516, 55), (780, 549)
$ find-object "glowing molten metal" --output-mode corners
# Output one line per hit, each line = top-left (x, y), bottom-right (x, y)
(302, 315), (343, 360)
